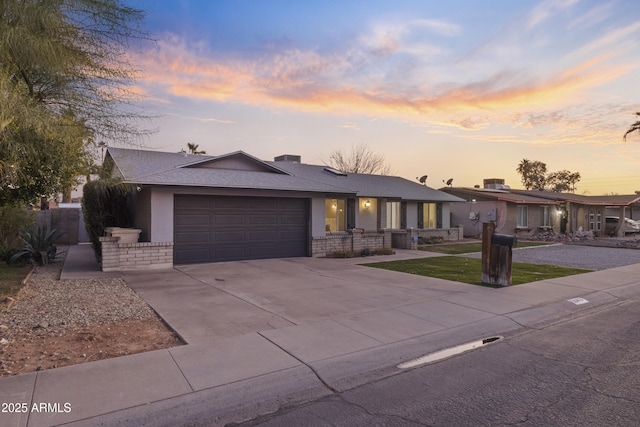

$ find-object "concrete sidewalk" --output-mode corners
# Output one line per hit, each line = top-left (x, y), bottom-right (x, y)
(2, 249), (640, 426)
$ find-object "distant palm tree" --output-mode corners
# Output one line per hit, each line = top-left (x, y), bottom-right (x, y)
(185, 142), (206, 155)
(624, 112), (640, 141)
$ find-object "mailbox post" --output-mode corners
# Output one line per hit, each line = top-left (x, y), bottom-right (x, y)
(481, 222), (516, 287)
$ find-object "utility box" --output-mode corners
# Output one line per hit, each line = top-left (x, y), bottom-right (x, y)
(481, 223), (515, 287)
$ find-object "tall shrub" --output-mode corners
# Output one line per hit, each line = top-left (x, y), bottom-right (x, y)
(0, 204), (35, 261)
(82, 180), (132, 261)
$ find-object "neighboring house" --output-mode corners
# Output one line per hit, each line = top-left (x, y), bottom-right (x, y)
(104, 147), (464, 266)
(441, 186), (559, 238)
(443, 179), (640, 238)
(511, 190), (640, 236)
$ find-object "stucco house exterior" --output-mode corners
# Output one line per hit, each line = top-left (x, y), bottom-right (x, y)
(443, 180), (640, 238)
(510, 190), (640, 236)
(102, 147), (464, 268)
(441, 186), (560, 238)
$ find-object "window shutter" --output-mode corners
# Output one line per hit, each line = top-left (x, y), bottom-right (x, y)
(400, 201), (407, 229)
(417, 203), (424, 228)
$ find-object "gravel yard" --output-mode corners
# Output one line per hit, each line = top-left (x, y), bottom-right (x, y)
(465, 243), (640, 271)
(0, 259), (182, 377)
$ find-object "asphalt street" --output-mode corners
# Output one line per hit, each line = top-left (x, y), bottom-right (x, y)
(240, 297), (640, 426)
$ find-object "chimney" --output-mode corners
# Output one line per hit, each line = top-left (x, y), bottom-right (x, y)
(274, 154), (301, 163)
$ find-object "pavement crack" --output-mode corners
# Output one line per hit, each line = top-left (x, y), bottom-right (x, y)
(257, 332), (338, 394)
(336, 394), (432, 426)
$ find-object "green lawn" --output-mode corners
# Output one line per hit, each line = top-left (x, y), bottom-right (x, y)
(364, 256), (590, 287)
(0, 262), (31, 298)
(418, 241), (551, 255)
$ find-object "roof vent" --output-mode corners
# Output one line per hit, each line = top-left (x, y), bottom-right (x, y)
(323, 167), (347, 176)
(274, 154), (301, 162)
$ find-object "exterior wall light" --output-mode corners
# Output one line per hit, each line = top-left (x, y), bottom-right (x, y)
(364, 200), (371, 208)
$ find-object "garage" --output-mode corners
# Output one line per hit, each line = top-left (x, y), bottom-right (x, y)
(174, 195), (309, 264)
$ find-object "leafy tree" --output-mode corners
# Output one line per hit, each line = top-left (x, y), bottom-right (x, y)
(516, 159), (547, 190)
(546, 170), (581, 193)
(516, 159), (581, 192)
(624, 112), (640, 140)
(0, 0), (150, 205)
(186, 143), (206, 155)
(324, 142), (392, 175)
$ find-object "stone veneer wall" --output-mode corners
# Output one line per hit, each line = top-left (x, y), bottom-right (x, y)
(99, 236), (173, 272)
(311, 230), (391, 257)
(391, 227), (464, 250)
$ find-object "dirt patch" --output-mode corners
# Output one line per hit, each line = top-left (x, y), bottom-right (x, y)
(0, 256), (183, 377)
(0, 319), (181, 376)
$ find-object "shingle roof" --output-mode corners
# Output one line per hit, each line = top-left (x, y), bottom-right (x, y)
(442, 187), (558, 204)
(107, 147), (355, 194)
(510, 189), (640, 206)
(269, 161), (464, 202)
(107, 147), (464, 202)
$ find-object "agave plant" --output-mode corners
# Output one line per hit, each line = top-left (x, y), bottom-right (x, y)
(9, 225), (66, 266)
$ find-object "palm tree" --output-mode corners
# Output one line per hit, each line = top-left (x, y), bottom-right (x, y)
(624, 112), (640, 141)
(185, 142), (206, 155)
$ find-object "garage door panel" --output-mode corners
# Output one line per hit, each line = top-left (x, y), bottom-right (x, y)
(248, 215), (277, 225)
(174, 232), (210, 243)
(174, 195), (309, 264)
(175, 214), (210, 226)
(214, 215), (246, 225)
(174, 248), (211, 264)
(214, 198), (247, 209)
(247, 199), (278, 210)
(214, 230), (246, 242)
(248, 230), (278, 241)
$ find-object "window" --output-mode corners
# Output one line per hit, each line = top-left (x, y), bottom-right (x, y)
(541, 206), (551, 227)
(588, 208), (595, 231)
(325, 199), (346, 232)
(596, 209), (602, 231)
(423, 203), (437, 229)
(517, 206), (528, 228)
(386, 201), (401, 229)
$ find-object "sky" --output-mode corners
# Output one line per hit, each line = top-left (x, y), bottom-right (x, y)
(127, 0), (640, 195)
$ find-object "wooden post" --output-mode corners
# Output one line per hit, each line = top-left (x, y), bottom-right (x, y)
(481, 222), (495, 284)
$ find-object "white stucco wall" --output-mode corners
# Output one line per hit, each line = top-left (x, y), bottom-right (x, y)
(150, 188), (174, 242)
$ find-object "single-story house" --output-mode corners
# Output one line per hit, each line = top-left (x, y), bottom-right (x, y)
(440, 185), (560, 238)
(102, 147), (464, 268)
(510, 190), (640, 236)
(443, 178), (640, 238)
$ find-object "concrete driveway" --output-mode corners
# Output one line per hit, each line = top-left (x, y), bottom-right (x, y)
(124, 251), (492, 344)
(121, 249), (636, 348)
(9, 248), (640, 427)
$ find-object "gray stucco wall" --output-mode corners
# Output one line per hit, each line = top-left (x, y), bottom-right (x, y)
(406, 201), (418, 228)
(356, 197), (378, 231)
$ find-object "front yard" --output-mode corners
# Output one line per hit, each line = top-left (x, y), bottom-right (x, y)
(0, 257), (182, 377)
(365, 256), (591, 287)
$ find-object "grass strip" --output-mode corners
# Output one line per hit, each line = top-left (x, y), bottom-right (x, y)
(364, 256), (591, 287)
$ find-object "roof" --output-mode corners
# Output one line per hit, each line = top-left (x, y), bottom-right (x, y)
(106, 147), (464, 202)
(442, 186), (640, 206)
(441, 187), (558, 205)
(510, 190), (640, 206)
(269, 161), (464, 202)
